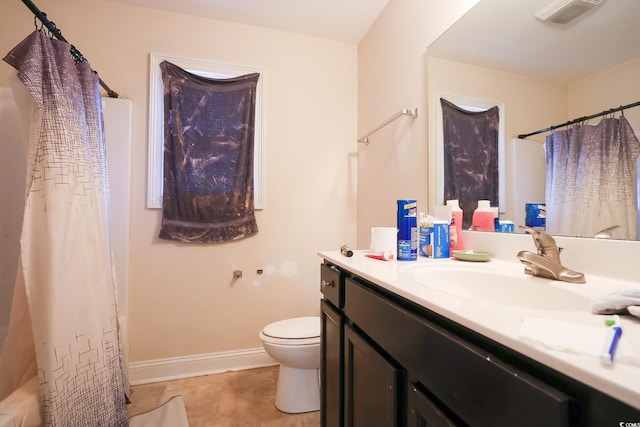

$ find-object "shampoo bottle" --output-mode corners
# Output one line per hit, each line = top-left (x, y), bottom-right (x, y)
(472, 200), (494, 232)
(446, 199), (465, 250)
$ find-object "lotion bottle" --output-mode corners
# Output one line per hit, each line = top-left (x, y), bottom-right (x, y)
(472, 200), (494, 232)
(446, 199), (465, 250)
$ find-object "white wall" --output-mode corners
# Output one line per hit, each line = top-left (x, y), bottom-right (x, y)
(0, 0), (357, 379)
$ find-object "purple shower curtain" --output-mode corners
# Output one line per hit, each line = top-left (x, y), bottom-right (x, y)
(159, 61), (259, 243)
(1, 31), (128, 426)
(545, 116), (640, 239)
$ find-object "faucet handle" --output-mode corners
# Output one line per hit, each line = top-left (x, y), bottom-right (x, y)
(519, 225), (562, 263)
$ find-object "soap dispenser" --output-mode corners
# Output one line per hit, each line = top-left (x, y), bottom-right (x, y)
(472, 200), (494, 232)
(446, 199), (465, 250)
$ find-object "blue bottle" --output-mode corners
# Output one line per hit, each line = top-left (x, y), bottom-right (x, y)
(397, 199), (418, 261)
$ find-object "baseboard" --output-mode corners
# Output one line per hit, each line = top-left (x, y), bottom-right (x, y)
(128, 347), (277, 385)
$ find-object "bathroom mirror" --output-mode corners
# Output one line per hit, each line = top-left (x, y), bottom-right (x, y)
(426, 0), (640, 240)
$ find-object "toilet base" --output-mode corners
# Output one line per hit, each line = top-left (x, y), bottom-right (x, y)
(274, 365), (320, 414)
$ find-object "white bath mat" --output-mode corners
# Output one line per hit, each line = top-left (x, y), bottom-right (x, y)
(129, 395), (189, 427)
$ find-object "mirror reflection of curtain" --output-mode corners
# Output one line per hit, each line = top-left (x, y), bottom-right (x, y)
(545, 117), (640, 239)
(441, 98), (499, 229)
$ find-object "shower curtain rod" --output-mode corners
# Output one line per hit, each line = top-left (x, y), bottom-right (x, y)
(358, 107), (418, 144)
(21, 0), (119, 98)
(517, 100), (640, 139)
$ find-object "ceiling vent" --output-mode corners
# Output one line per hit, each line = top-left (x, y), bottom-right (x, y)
(535, 0), (605, 24)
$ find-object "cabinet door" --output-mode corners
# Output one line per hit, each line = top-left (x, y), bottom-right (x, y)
(407, 383), (458, 427)
(321, 300), (343, 427)
(344, 324), (400, 427)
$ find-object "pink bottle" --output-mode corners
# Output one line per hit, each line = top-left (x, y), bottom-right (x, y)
(446, 199), (465, 250)
(472, 200), (494, 232)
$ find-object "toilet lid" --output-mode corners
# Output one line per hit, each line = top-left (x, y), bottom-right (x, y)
(262, 316), (320, 339)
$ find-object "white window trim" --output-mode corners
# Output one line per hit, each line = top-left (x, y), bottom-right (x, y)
(147, 52), (264, 209)
(435, 93), (505, 213)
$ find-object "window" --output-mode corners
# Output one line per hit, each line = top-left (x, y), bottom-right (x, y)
(148, 53), (264, 209)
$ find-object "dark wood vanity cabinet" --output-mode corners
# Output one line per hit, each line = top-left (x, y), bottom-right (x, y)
(321, 299), (343, 427)
(344, 324), (401, 427)
(407, 382), (457, 427)
(320, 260), (640, 427)
(321, 264), (344, 427)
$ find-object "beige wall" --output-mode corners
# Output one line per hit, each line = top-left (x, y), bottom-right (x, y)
(569, 56), (640, 131)
(0, 0), (357, 364)
(356, 0), (481, 248)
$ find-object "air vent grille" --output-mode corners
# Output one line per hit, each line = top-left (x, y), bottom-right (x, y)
(535, 0), (605, 24)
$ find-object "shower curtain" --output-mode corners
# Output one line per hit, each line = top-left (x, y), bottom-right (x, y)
(545, 116), (640, 239)
(0, 30), (128, 426)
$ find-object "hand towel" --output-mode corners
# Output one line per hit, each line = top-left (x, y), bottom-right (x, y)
(591, 289), (640, 318)
(519, 317), (639, 366)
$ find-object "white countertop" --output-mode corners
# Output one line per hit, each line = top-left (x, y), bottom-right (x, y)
(319, 250), (640, 410)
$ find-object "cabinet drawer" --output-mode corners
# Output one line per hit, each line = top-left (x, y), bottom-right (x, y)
(345, 278), (571, 427)
(321, 263), (343, 308)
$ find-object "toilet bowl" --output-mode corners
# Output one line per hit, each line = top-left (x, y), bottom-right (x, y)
(259, 316), (321, 413)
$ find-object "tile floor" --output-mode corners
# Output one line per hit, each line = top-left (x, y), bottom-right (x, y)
(127, 366), (321, 427)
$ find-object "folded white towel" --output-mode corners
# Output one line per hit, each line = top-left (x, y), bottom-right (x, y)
(519, 318), (639, 366)
(591, 289), (640, 318)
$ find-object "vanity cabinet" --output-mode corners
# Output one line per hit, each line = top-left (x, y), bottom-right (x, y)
(407, 382), (457, 427)
(320, 259), (640, 427)
(320, 264), (344, 427)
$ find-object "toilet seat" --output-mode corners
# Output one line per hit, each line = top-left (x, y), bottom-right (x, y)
(260, 317), (320, 345)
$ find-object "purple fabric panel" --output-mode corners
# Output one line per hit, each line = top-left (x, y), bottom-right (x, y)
(159, 61), (259, 243)
(441, 98), (500, 229)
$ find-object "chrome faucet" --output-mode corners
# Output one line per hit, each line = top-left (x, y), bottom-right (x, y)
(516, 226), (586, 284)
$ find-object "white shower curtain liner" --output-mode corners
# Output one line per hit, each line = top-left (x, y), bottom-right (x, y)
(545, 116), (640, 239)
(0, 30), (128, 426)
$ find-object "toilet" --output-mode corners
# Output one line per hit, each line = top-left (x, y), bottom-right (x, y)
(259, 316), (321, 413)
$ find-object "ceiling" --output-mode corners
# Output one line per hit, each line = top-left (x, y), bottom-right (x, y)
(105, 0), (390, 43)
(427, 0), (640, 82)
(104, 0), (640, 80)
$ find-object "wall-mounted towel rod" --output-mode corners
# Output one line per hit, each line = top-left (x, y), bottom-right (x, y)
(517, 100), (640, 139)
(21, 0), (119, 98)
(358, 107), (418, 144)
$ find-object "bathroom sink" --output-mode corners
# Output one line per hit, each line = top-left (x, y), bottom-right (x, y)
(407, 264), (591, 311)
